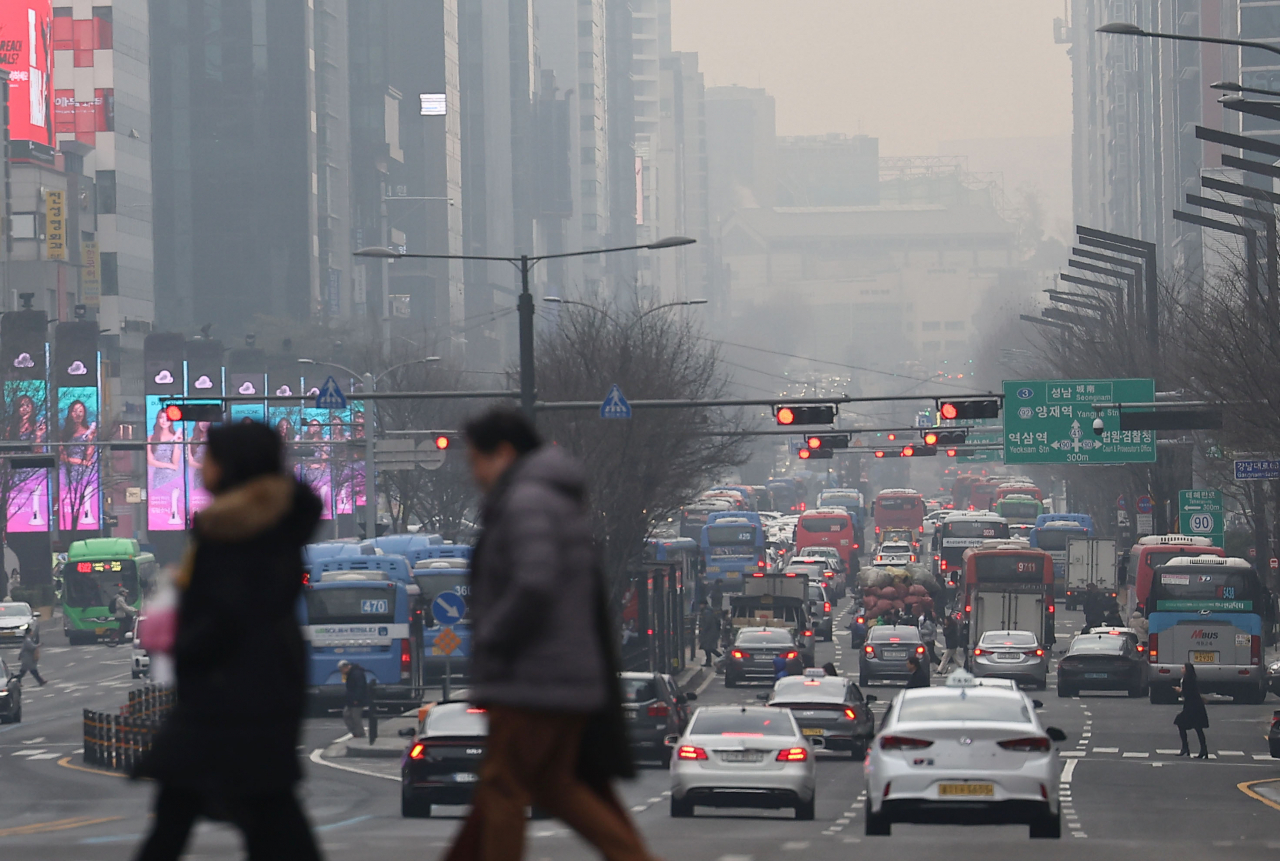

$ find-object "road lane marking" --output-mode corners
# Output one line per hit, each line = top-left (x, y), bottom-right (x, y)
(1060, 750), (1085, 757)
(1238, 777), (1280, 812)
(1093, 747), (1118, 753)
(79, 834), (141, 844)
(1060, 759), (1077, 784)
(317, 815), (374, 832)
(55, 756), (126, 779)
(1218, 750), (1245, 756)
(1122, 752), (1148, 758)
(307, 748), (397, 782)
(1254, 754), (1274, 761)
(0, 816), (125, 837)
(781, 842), (809, 850)
(1156, 749), (1181, 755)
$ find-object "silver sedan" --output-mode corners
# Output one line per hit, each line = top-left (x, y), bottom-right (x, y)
(971, 630), (1048, 690)
(669, 705), (818, 820)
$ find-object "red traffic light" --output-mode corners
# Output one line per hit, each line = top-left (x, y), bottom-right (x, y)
(940, 402), (958, 420)
(923, 431), (939, 445)
(164, 404), (184, 422)
(874, 450), (885, 458)
(807, 436), (821, 449)
(946, 448), (957, 457)
(901, 445), (915, 457)
(887, 432), (896, 441)
(777, 407), (796, 425)
(798, 448), (811, 459)
(434, 435), (450, 450)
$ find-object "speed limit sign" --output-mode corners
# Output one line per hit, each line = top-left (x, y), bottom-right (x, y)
(1187, 512), (1216, 534)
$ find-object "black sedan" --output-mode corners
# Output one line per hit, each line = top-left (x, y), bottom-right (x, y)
(1057, 634), (1147, 698)
(621, 671), (696, 763)
(0, 656), (21, 723)
(766, 670), (876, 758)
(401, 701), (487, 817)
(725, 628), (800, 688)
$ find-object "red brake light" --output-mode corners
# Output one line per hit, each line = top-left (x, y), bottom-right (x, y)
(401, 639), (412, 665)
(824, 571), (834, 578)
(677, 745), (708, 760)
(802, 631), (813, 637)
(965, 605), (972, 613)
(732, 650), (749, 659)
(844, 708), (857, 720)
(824, 602), (831, 613)
(997, 736), (1052, 752)
(409, 743), (426, 760)
(864, 645), (874, 655)
(1047, 604), (1055, 614)
(916, 645), (926, 655)
(1252, 635), (1262, 666)
(1026, 649), (1045, 657)
(880, 735), (934, 751)
(853, 543), (859, 549)
(785, 651), (799, 659)
(1148, 632), (1158, 661)
(973, 647), (985, 656)
(647, 702), (670, 718)
(466, 708), (487, 713)
(940, 559), (948, 571)
(776, 747), (809, 762)
(919, 525), (924, 533)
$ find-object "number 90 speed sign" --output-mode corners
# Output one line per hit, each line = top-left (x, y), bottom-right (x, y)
(1188, 512), (1216, 534)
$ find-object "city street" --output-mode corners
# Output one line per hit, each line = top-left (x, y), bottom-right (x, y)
(5, 600), (1280, 860)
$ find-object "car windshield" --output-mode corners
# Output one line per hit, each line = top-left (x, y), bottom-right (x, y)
(425, 704), (488, 737)
(621, 678), (659, 702)
(869, 628), (920, 643)
(1068, 637), (1126, 655)
(772, 678), (854, 702)
(980, 632), (1038, 647)
(691, 710), (794, 736)
(736, 630), (794, 645)
(0, 603), (31, 616)
(897, 693), (1031, 724)
(880, 545), (911, 555)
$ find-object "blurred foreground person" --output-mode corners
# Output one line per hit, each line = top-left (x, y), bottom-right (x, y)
(133, 422), (322, 861)
(444, 408), (655, 861)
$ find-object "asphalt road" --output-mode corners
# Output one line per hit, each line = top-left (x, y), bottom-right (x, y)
(5, 601), (1280, 860)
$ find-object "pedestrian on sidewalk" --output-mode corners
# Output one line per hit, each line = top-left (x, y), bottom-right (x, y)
(937, 614), (962, 674)
(131, 421), (322, 861)
(17, 630), (45, 685)
(444, 407), (656, 861)
(709, 580), (724, 612)
(697, 604), (721, 667)
(338, 660), (369, 739)
(1174, 662), (1210, 759)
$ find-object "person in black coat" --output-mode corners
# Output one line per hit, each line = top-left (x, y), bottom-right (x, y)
(905, 655), (931, 688)
(133, 421), (322, 861)
(1174, 662), (1210, 759)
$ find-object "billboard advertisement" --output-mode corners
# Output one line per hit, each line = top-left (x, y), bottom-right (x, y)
(1, 311), (50, 533)
(227, 348), (266, 424)
(184, 340), (224, 518)
(144, 334), (185, 532)
(0, 2), (55, 147)
(54, 321), (100, 532)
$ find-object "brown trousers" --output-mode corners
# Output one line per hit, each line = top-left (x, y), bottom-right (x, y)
(443, 705), (652, 861)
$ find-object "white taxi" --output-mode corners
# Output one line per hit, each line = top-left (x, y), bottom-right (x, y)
(864, 671), (1066, 838)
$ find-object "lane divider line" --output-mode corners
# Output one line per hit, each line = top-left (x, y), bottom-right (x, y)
(56, 756), (127, 779)
(0, 815), (125, 838)
(307, 748), (398, 782)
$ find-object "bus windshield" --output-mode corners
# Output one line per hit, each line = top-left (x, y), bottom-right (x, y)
(973, 555), (1044, 582)
(799, 516), (849, 533)
(998, 502), (1041, 519)
(944, 520), (1006, 539)
(819, 494), (860, 510)
(877, 497), (919, 511)
(305, 587), (398, 624)
(1151, 567), (1263, 612)
(64, 560), (139, 608)
(707, 525), (759, 546)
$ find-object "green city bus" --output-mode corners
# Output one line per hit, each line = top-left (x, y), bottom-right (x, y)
(61, 538), (157, 644)
(994, 494), (1044, 526)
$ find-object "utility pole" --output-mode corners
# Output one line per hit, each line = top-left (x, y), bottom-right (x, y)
(363, 371), (377, 542)
(518, 255), (535, 420)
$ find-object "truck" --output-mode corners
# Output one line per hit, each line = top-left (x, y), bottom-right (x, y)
(962, 540), (1056, 653)
(1064, 537), (1118, 612)
(730, 572), (815, 666)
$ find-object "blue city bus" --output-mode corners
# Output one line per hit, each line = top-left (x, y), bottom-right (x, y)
(372, 532), (445, 557)
(300, 556), (421, 709)
(411, 545), (474, 686)
(629, 537), (699, 673)
(1031, 515), (1094, 599)
(303, 540), (376, 567)
(767, 479), (803, 513)
(700, 512), (766, 592)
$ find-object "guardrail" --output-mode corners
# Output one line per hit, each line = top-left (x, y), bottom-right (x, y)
(83, 684), (175, 771)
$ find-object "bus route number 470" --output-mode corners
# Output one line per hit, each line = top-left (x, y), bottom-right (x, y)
(360, 599), (389, 614)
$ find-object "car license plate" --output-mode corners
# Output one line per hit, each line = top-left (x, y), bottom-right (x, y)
(719, 751), (764, 763)
(883, 650), (906, 660)
(1084, 672), (1108, 679)
(1193, 651), (1218, 664)
(453, 772), (478, 783)
(938, 783), (994, 797)
(995, 653), (1021, 662)
(802, 728), (824, 736)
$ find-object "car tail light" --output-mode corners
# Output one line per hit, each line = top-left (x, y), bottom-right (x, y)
(1047, 603), (1055, 614)
(916, 645), (926, 655)
(939, 558), (947, 571)
(880, 735), (933, 751)
(997, 736), (1052, 752)
(919, 525), (924, 533)
(844, 708), (857, 720)
(875, 526), (880, 534)
(864, 645), (874, 655)
(785, 651), (799, 660)
(910, 555), (917, 562)
(466, 708), (487, 714)
(1023, 649), (1044, 657)
(973, 647), (985, 656)
(824, 571), (834, 578)
(1253, 635), (1262, 666)
(1148, 632), (1158, 662)
(824, 602), (831, 613)
(648, 702), (671, 718)
(758, 559), (766, 569)
(409, 743), (426, 760)
(777, 747), (809, 762)
(677, 745), (707, 760)
(965, 604), (972, 613)
(401, 639), (412, 680)
(853, 543), (860, 550)
(732, 650), (750, 659)
(1136, 644), (1145, 653)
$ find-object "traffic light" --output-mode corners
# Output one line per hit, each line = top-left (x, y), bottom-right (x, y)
(921, 429), (967, 446)
(434, 435), (451, 450)
(806, 433), (850, 450)
(774, 404), (837, 426)
(798, 447), (833, 460)
(162, 402), (223, 423)
(937, 398), (1000, 421)
(901, 444), (938, 458)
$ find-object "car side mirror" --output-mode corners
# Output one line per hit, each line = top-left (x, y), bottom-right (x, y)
(32, 611), (40, 619)
(1032, 699), (1044, 709)
(865, 695), (877, 703)
(684, 692), (697, 701)
(398, 727), (416, 738)
(663, 734), (680, 747)
(1046, 727), (1067, 742)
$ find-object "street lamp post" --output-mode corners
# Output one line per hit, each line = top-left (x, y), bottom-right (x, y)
(543, 296), (708, 326)
(1098, 21), (1280, 58)
(355, 236), (697, 420)
(298, 356), (439, 541)
(1212, 80), (1280, 99)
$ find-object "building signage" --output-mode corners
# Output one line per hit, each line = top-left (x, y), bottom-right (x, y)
(44, 188), (64, 260)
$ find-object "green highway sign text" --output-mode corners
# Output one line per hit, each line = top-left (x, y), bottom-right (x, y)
(1002, 379), (1157, 465)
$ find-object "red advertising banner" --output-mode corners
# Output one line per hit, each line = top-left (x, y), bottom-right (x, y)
(0, 2), (55, 147)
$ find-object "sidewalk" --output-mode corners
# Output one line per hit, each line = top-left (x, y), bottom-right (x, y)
(323, 715), (418, 760)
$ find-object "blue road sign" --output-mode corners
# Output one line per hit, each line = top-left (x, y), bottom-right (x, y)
(1235, 459), (1280, 481)
(432, 591), (467, 626)
(600, 383), (632, 419)
(315, 376), (347, 410)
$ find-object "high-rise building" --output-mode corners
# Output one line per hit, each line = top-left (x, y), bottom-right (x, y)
(705, 86), (776, 222)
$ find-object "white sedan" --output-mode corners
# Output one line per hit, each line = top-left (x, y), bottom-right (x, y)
(873, 542), (916, 567)
(669, 705), (818, 820)
(864, 671), (1066, 838)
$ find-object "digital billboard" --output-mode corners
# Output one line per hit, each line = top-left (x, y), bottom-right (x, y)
(1, 310), (50, 533)
(227, 348), (266, 424)
(144, 333), (185, 532)
(54, 321), (100, 532)
(184, 339), (224, 518)
(0, 2), (55, 148)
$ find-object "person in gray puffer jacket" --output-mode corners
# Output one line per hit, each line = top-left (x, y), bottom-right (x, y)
(445, 407), (654, 861)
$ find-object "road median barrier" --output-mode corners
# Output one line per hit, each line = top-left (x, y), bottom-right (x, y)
(82, 684), (175, 772)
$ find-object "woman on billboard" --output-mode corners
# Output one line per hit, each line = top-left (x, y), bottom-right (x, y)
(60, 400), (97, 467)
(8, 394), (46, 443)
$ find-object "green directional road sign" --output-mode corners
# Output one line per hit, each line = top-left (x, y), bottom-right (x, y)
(1179, 489), (1224, 548)
(1002, 379), (1157, 465)
(957, 429), (1004, 464)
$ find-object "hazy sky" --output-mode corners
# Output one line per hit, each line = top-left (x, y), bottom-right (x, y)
(669, 0), (1073, 156)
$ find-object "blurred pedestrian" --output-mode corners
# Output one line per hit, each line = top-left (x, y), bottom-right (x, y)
(849, 614), (867, 650)
(1102, 603), (1124, 628)
(905, 655), (930, 688)
(444, 408), (656, 861)
(698, 604), (721, 667)
(1128, 609), (1149, 644)
(338, 660), (369, 739)
(786, 655), (805, 676)
(1081, 582), (1103, 633)
(937, 614), (963, 674)
(1174, 663), (1209, 759)
(822, 662), (839, 677)
(17, 630), (45, 685)
(132, 421), (322, 861)
(709, 580), (724, 611)
(110, 586), (137, 647)
(918, 610), (939, 665)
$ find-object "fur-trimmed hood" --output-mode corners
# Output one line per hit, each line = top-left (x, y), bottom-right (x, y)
(193, 474), (299, 542)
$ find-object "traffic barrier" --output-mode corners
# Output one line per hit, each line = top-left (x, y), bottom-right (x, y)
(82, 684), (175, 772)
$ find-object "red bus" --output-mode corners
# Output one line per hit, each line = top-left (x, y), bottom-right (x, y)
(969, 480), (1000, 512)
(795, 508), (857, 570)
(951, 474), (979, 510)
(871, 488), (926, 538)
(962, 541), (1055, 650)
(1125, 535), (1225, 613)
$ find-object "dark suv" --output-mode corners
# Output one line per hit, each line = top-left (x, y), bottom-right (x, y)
(621, 671), (695, 763)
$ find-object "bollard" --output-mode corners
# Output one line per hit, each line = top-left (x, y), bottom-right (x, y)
(83, 709), (94, 765)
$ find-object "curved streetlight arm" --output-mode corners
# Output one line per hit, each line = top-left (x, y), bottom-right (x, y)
(543, 297), (707, 325)
(299, 356), (440, 389)
(1098, 22), (1280, 58)
(353, 236), (695, 267)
